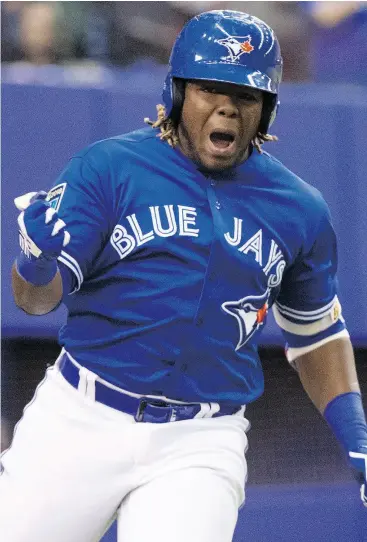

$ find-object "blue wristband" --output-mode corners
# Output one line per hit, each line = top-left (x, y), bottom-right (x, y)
(324, 392), (367, 454)
(16, 251), (57, 286)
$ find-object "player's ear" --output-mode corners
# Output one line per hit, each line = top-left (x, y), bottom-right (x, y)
(169, 78), (186, 126)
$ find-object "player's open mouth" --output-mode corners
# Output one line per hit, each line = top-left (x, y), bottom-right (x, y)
(208, 131), (236, 156)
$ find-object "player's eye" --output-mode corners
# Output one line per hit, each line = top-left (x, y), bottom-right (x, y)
(200, 86), (218, 94)
(238, 93), (257, 101)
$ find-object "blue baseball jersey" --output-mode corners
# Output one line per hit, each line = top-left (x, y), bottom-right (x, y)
(46, 126), (347, 404)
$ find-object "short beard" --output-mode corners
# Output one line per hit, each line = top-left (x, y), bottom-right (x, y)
(177, 120), (249, 173)
(177, 121), (202, 167)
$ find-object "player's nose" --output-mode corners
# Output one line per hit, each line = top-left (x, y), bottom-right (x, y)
(215, 95), (240, 119)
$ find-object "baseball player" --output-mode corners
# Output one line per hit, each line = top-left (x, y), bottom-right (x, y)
(1, 10), (366, 542)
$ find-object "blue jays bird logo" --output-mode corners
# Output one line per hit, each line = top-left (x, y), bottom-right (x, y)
(216, 35), (254, 61)
(222, 289), (270, 351)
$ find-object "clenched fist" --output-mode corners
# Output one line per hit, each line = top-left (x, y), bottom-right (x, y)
(15, 191), (70, 260)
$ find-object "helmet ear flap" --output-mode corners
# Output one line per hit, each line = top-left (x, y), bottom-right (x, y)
(268, 101), (279, 128)
(168, 78), (186, 126)
(259, 95), (278, 134)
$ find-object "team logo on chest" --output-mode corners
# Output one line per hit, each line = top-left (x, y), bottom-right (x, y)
(222, 289), (270, 351)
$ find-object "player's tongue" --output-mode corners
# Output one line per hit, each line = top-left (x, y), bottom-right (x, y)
(210, 132), (234, 149)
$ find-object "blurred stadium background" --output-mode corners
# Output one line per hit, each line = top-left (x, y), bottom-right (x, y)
(2, 1), (367, 540)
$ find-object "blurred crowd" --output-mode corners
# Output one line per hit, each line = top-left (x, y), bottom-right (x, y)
(2, 1), (367, 83)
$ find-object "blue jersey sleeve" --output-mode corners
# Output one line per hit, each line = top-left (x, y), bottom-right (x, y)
(46, 153), (110, 295)
(273, 201), (348, 362)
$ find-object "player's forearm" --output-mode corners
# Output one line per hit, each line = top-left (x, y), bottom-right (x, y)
(295, 337), (360, 414)
(296, 337), (367, 494)
(12, 262), (63, 315)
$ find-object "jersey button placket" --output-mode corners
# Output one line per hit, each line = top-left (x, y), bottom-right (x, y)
(207, 178), (221, 211)
(196, 317), (204, 327)
(196, 178), (220, 328)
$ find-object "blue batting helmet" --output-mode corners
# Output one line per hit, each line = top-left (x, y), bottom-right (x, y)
(162, 10), (283, 133)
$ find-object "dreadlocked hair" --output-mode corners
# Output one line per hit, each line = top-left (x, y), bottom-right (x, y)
(252, 133), (278, 154)
(144, 105), (178, 148)
(144, 104), (277, 153)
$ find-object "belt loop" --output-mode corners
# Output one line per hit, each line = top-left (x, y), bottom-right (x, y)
(193, 403), (211, 419)
(78, 367), (88, 395)
(85, 372), (96, 401)
(77, 367), (97, 400)
(208, 402), (220, 417)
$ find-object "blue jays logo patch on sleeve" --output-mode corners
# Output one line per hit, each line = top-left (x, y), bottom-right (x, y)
(46, 182), (66, 211)
(222, 289), (270, 351)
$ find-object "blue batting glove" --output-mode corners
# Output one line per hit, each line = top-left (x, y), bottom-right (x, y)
(15, 191), (70, 261)
(349, 446), (367, 507)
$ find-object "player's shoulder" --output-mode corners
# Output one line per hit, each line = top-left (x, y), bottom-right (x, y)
(73, 126), (160, 165)
(54, 127), (161, 192)
(257, 150), (328, 215)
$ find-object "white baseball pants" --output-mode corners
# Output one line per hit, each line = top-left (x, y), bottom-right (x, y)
(0, 363), (249, 542)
